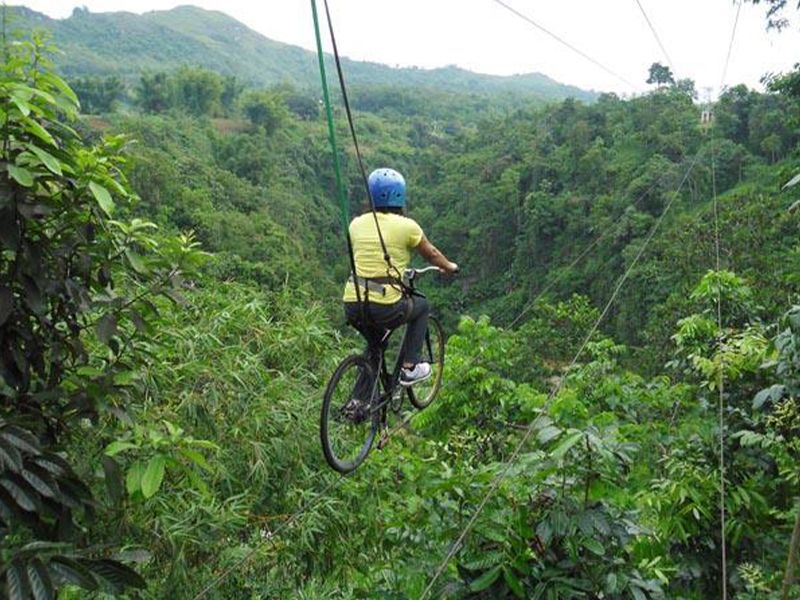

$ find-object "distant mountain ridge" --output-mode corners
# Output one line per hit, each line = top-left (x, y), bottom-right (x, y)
(8, 4), (596, 102)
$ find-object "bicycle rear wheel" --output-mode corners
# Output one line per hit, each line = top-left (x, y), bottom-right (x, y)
(320, 354), (379, 473)
(408, 316), (445, 410)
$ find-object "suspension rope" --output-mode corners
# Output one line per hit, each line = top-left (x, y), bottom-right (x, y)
(421, 152), (701, 599)
(321, 0), (402, 281)
(634, 0), (676, 75)
(311, 0), (362, 308)
(492, 0), (638, 91)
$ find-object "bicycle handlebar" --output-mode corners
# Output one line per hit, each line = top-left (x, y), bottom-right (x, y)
(406, 266), (443, 276)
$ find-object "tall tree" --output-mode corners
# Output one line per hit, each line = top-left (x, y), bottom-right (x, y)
(1, 32), (203, 595)
(646, 62), (675, 87)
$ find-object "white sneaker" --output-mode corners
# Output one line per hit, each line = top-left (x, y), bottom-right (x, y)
(400, 362), (431, 387)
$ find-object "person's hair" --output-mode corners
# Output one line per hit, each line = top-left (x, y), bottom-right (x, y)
(371, 206), (404, 215)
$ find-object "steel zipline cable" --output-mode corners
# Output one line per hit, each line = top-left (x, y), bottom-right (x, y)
(420, 151), (702, 599)
(492, 0), (638, 91)
(720, 1), (743, 94)
(634, 0), (677, 75)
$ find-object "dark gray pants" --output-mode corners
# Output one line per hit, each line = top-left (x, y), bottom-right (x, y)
(344, 295), (430, 365)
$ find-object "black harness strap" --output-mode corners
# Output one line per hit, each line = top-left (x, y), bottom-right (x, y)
(322, 0), (403, 284)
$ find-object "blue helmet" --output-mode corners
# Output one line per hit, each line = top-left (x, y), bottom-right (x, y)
(368, 168), (406, 208)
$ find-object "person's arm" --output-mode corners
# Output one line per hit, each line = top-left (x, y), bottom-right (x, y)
(415, 235), (458, 273)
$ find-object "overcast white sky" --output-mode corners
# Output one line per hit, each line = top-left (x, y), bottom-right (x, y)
(14, 0), (800, 97)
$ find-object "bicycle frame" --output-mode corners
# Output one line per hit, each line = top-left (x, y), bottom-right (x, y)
(364, 323), (410, 426)
(352, 266), (441, 426)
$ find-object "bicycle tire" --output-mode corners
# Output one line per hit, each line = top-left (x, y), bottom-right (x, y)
(408, 316), (445, 410)
(320, 354), (379, 473)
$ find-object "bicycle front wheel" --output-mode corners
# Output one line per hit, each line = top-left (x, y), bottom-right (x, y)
(320, 354), (379, 473)
(408, 316), (445, 410)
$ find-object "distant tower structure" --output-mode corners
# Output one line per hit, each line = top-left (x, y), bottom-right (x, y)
(700, 87), (715, 133)
(700, 108), (714, 134)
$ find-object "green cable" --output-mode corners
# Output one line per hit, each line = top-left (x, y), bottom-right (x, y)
(310, 0), (349, 233)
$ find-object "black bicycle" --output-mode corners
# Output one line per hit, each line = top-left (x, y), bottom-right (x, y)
(321, 267), (446, 473)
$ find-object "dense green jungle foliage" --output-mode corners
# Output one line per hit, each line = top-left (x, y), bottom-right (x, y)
(3, 11), (800, 600)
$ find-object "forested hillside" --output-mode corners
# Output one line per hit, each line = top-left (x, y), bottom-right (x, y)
(6, 5), (595, 103)
(2, 4), (800, 599)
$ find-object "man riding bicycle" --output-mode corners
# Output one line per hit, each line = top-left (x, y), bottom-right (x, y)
(342, 168), (458, 386)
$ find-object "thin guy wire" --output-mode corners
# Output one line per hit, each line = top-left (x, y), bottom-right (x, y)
(714, 2), (742, 594)
(720, 1), (742, 93)
(492, 0), (638, 90)
(420, 152), (701, 599)
(506, 170), (672, 330)
(711, 127), (728, 600)
(381, 171), (671, 446)
(634, 0), (676, 74)
(192, 473), (350, 600)
(713, 4), (739, 598)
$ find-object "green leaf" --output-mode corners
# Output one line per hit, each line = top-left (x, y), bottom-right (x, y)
(39, 72), (80, 106)
(606, 572), (619, 594)
(753, 384), (785, 409)
(89, 181), (115, 216)
(87, 559), (146, 592)
(582, 538), (605, 556)
(141, 455), (166, 499)
(124, 250), (148, 274)
(20, 466), (58, 498)
(631, 586), (647, 600)
(1, 425), (41, 454)
(0, 475), (39, 512)
(27, 559), (54, 600)
(9, 90), (33, 116)
(23, 118), (56, 147)
(7, 560), (31, 600)
(469, 564), (502, 592)
(27, 145), (63, 175)
(104, 441), (138, 456)
(180, 448), (211, 471)
(48, 557), (98, 591)
(8, 164), (34, 187)
(0, 440), (22, 472)
(125, 461), (145, 497)
(537, 425), (562, 444)
(30, 454), (71, 477)
(503, 566), (525, 599)
(551, 431), (583, 460)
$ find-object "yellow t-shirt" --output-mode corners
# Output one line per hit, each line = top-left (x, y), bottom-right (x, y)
(342, 212), (424, 305)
